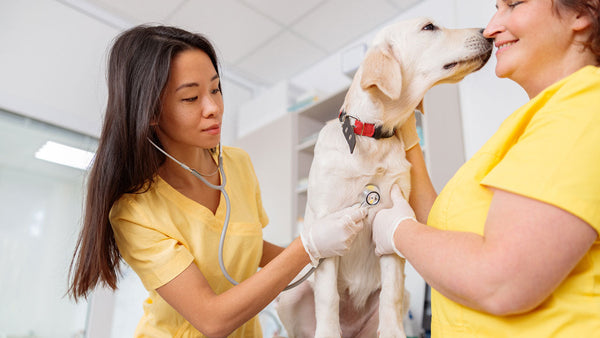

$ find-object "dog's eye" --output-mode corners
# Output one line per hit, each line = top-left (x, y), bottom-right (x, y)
(422, 23), (437, 31)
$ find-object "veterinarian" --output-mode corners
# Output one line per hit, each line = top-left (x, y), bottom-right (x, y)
(372, 0), (600, 336)
(67, 25), (367, 337)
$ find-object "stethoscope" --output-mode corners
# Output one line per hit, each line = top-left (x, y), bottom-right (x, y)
(148, 138), (381, 290)
(147, 138), (240, 285)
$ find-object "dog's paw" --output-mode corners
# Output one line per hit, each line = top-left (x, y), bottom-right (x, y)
(314, 326), (342, 338)
(377, 327), (406, 338)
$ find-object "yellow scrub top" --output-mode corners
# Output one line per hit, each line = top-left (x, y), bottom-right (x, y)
(428, 66), (600, 337)
(110, 146), (268, 337)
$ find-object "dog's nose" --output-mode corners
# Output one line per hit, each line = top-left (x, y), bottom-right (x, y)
(479, 29), (494, 44)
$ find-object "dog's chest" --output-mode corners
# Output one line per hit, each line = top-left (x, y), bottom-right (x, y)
(316, 122), (409, 178)
(310, 122), (411, 301)
(309, 122), (411, 210)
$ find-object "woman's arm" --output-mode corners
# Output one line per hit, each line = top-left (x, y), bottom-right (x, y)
(405, 144), (437, 223)
(260, 240), (285, 267)
(157, 237), (309, 337)
(156, 205), (366, 337)
(392, 188), (597, 315)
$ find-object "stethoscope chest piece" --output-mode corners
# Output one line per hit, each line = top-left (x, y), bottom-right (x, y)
(361, 184), (380, 207)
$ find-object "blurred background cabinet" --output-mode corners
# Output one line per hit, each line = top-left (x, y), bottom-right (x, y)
(292, 89), (348, 237)
(234, 87), (347, 246)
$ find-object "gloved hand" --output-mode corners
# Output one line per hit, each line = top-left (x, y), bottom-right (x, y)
(301, 205), (367, 267)
(372, 184), (416, 257)
(399, 111), (420, 151)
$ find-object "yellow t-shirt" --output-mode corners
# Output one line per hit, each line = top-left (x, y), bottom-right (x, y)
(110, 146), (269, 337)
(428, 66), (600, 337)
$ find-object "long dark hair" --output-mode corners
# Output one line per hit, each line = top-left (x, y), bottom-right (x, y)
(67, 25), (221, 300)
(555, 0), (600, 63)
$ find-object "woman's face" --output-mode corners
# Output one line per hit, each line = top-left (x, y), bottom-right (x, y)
(483, 0), (581, 89)
(157, 49), (223, 151)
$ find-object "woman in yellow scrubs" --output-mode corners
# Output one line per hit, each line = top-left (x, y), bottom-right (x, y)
(372, 0), (600, 336)
(67, 25), (367, 337)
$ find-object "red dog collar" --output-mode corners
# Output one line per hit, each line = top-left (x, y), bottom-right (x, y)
(338, 110), (395, 153)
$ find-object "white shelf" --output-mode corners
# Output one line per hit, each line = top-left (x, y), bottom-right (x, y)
(297, 136), (317, 152)
(297, 90), (346, 122)
(292, 88), (348, 231)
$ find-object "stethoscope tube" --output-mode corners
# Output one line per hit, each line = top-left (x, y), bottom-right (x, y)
(148, 138), (313, 290)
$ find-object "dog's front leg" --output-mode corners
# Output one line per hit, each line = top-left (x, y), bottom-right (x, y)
(378, 255), (407, 338)
(313, 256), (341, 338)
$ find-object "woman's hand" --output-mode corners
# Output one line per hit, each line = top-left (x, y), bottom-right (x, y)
(399, 112), (420, 151)
(372, 184), (416, 257)
(300, 205), (368, 266)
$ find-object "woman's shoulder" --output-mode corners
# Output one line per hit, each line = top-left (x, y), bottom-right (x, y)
(110, 177), (163, 217)
(221, 145), (253, 166)
(559, 65), (600, 94)
(222, 145), (250, 158)
(541, 66), (600, 116)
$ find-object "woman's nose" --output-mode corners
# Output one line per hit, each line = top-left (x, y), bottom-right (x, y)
(202, 95), (222, 118)
(483, 13), (503, 39)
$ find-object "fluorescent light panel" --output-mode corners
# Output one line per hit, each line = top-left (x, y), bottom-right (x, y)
(35, 141), (95, 170)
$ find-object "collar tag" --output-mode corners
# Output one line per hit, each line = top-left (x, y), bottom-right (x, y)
(338, 109), (395, 154)
(341, 115), (357, 154)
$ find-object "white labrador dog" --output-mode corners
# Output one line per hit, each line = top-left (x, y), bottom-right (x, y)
(277, 17), (492, 337)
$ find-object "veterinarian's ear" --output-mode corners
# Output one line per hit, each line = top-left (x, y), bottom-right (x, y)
(360, 45), (402, 100)
(571, 12), (592, 32)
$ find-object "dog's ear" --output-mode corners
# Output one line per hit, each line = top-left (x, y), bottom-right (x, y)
(360, 45), (402, 100)
(416, 100), (424, 115)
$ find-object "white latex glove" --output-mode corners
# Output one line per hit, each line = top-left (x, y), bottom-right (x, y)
(301, 205), (368, 267)
(399, 112), (420, 151)
(372, 184), (416, 257)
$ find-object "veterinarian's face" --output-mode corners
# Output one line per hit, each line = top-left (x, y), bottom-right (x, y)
(157, 49), (223, 150)
(483, 0), (578, 85)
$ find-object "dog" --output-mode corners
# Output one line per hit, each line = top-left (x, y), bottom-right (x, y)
(277, 17), (492, 337)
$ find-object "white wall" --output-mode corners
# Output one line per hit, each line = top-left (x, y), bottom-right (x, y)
(0, 0), (116, 138)
(0, 163), (89, 337)
(0, 0), (254, 145)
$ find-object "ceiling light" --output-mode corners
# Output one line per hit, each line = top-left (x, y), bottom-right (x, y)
(35, 141), (95, 170)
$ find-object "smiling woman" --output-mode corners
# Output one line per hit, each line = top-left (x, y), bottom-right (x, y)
(484, 0), (599, 97)
(371, 0), (600, 337)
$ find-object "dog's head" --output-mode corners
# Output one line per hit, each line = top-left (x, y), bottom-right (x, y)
(354, 17), (492, 127)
